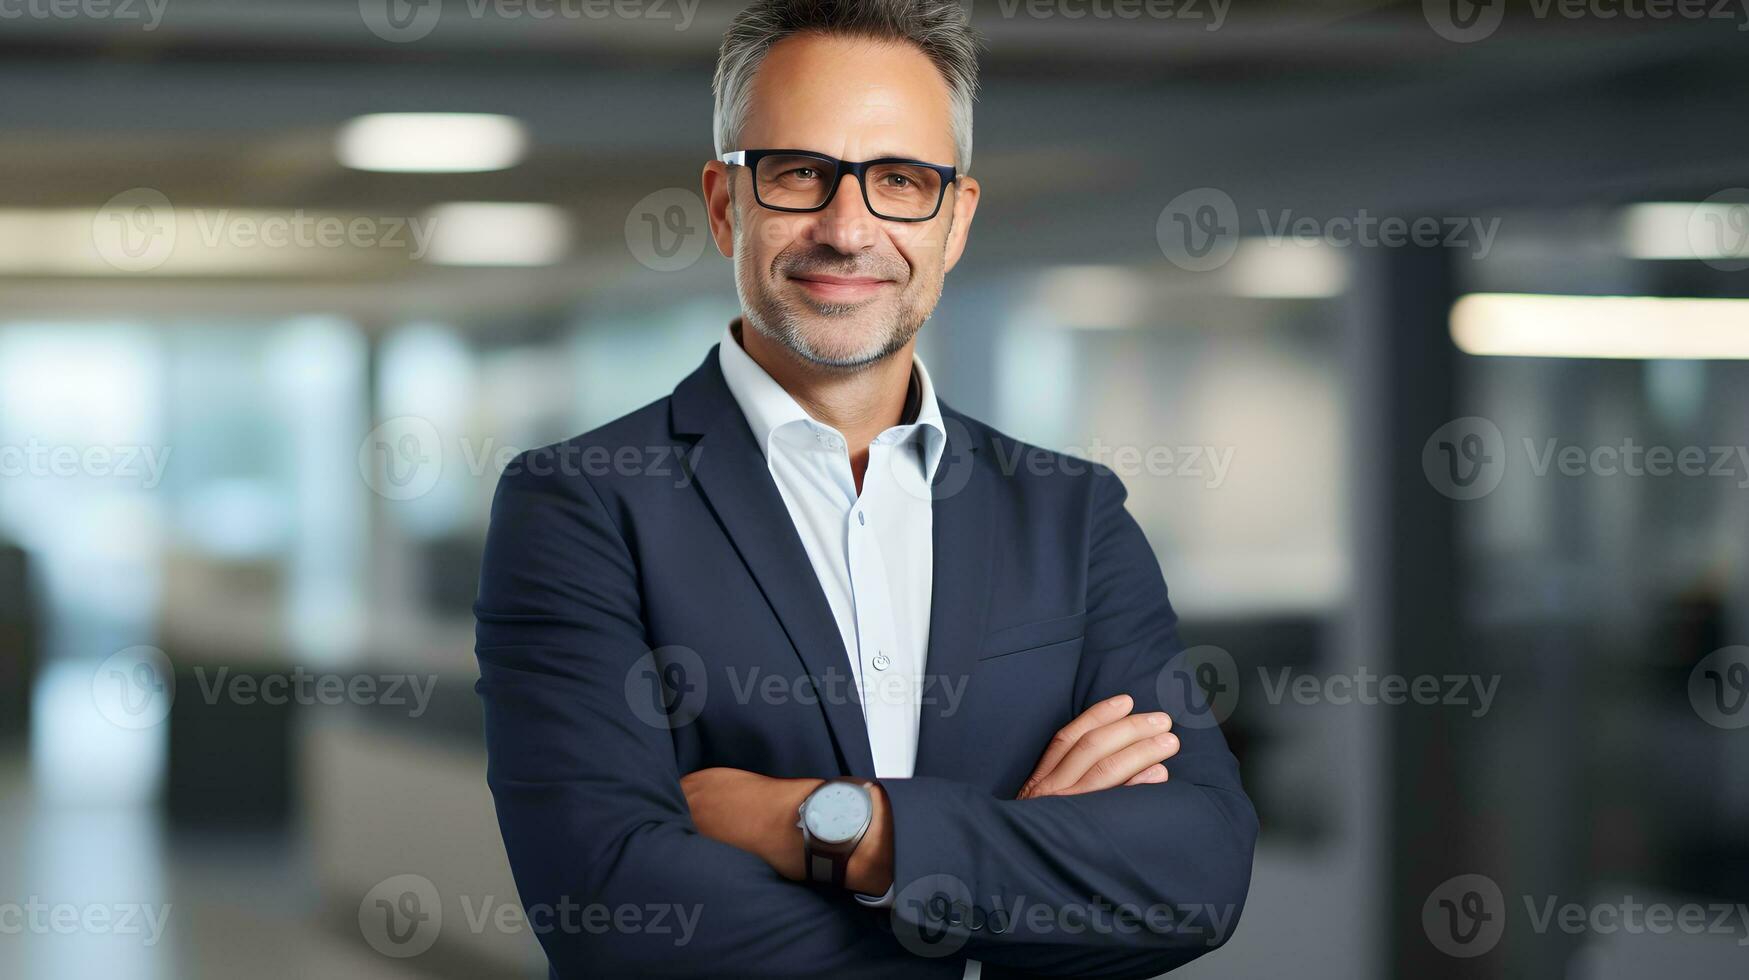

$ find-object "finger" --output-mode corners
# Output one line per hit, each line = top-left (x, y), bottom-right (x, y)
(1020, 694), (1134, 796)
(1064, 731), (1180, 795)
(1037, 713), (1174, 795)
(1124, 764), (1169, 786)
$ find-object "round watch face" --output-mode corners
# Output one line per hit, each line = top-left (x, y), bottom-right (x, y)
(802, 783), (871, 845)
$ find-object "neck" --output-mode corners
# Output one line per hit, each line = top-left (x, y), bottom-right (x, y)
(735, 318), (916, 479)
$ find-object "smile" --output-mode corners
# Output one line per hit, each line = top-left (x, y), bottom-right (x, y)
(788, 274), (893, 302)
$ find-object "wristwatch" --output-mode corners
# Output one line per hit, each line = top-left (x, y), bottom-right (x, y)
(797, 777), (876, 887)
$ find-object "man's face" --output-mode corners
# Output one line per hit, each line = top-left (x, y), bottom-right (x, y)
(704, 34), (981, 369)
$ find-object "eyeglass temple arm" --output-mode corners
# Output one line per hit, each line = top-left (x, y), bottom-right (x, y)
(719, 151), (746, 166)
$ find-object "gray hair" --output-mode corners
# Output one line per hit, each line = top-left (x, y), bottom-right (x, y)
(713, 0), (981, 173)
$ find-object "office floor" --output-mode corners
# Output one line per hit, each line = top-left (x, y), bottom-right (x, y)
(0, 752), (424, 980)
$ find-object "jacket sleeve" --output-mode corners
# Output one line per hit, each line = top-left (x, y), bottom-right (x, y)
(473, 450), (964, 980)
(878, 467), (1258, 979)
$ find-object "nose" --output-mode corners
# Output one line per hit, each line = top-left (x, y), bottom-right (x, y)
(806, 171), (879, 254)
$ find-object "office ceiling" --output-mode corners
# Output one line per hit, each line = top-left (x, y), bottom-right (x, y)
(1, 0), (1743, 318)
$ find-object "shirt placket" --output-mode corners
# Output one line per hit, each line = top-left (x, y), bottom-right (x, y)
(848, 439), (916, 776)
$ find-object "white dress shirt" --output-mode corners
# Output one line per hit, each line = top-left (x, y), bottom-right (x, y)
(719, 323), (981, 979)
(719, 321), (945, 778)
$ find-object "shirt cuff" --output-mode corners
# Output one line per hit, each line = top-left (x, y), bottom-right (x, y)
(852, 885), (895, 908)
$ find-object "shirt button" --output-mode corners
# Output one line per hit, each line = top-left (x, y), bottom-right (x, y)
(857, 511), (866, 526)
(872, 653), (891, 671)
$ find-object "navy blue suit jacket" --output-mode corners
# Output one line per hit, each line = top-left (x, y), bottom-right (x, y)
(474, 346), (1257, 979)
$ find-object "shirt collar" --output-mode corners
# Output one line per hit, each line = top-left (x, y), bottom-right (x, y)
(718, 319), (946, 483)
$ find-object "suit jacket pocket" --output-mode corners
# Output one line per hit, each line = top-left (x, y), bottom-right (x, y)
(978, 611), (1087, 661)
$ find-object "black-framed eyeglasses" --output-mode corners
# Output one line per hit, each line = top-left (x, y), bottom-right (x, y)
(719, 149), (958, 222)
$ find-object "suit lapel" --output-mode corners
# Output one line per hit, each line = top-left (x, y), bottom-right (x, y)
(673, 349), (878, 778)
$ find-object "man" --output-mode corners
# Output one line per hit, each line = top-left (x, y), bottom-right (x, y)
(473, 1), (1257, 977)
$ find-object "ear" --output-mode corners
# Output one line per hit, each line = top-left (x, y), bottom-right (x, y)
(940, 175), (981, 274)
(702, 160), (736, 258)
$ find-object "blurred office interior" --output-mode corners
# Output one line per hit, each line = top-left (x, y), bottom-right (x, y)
(2, 1), (1748, 977)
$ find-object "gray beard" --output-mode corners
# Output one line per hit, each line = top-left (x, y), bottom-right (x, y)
(728, 204), (949, 370)
(739, 291), (924, 370)
(733, 259), (928, 371)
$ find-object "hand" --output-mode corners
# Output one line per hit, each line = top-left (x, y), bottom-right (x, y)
(1016, 694), (1179, 799)
(681, 767), (819, 881)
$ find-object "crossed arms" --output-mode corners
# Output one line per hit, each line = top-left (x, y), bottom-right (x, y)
(474, 453), (1258, 979)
